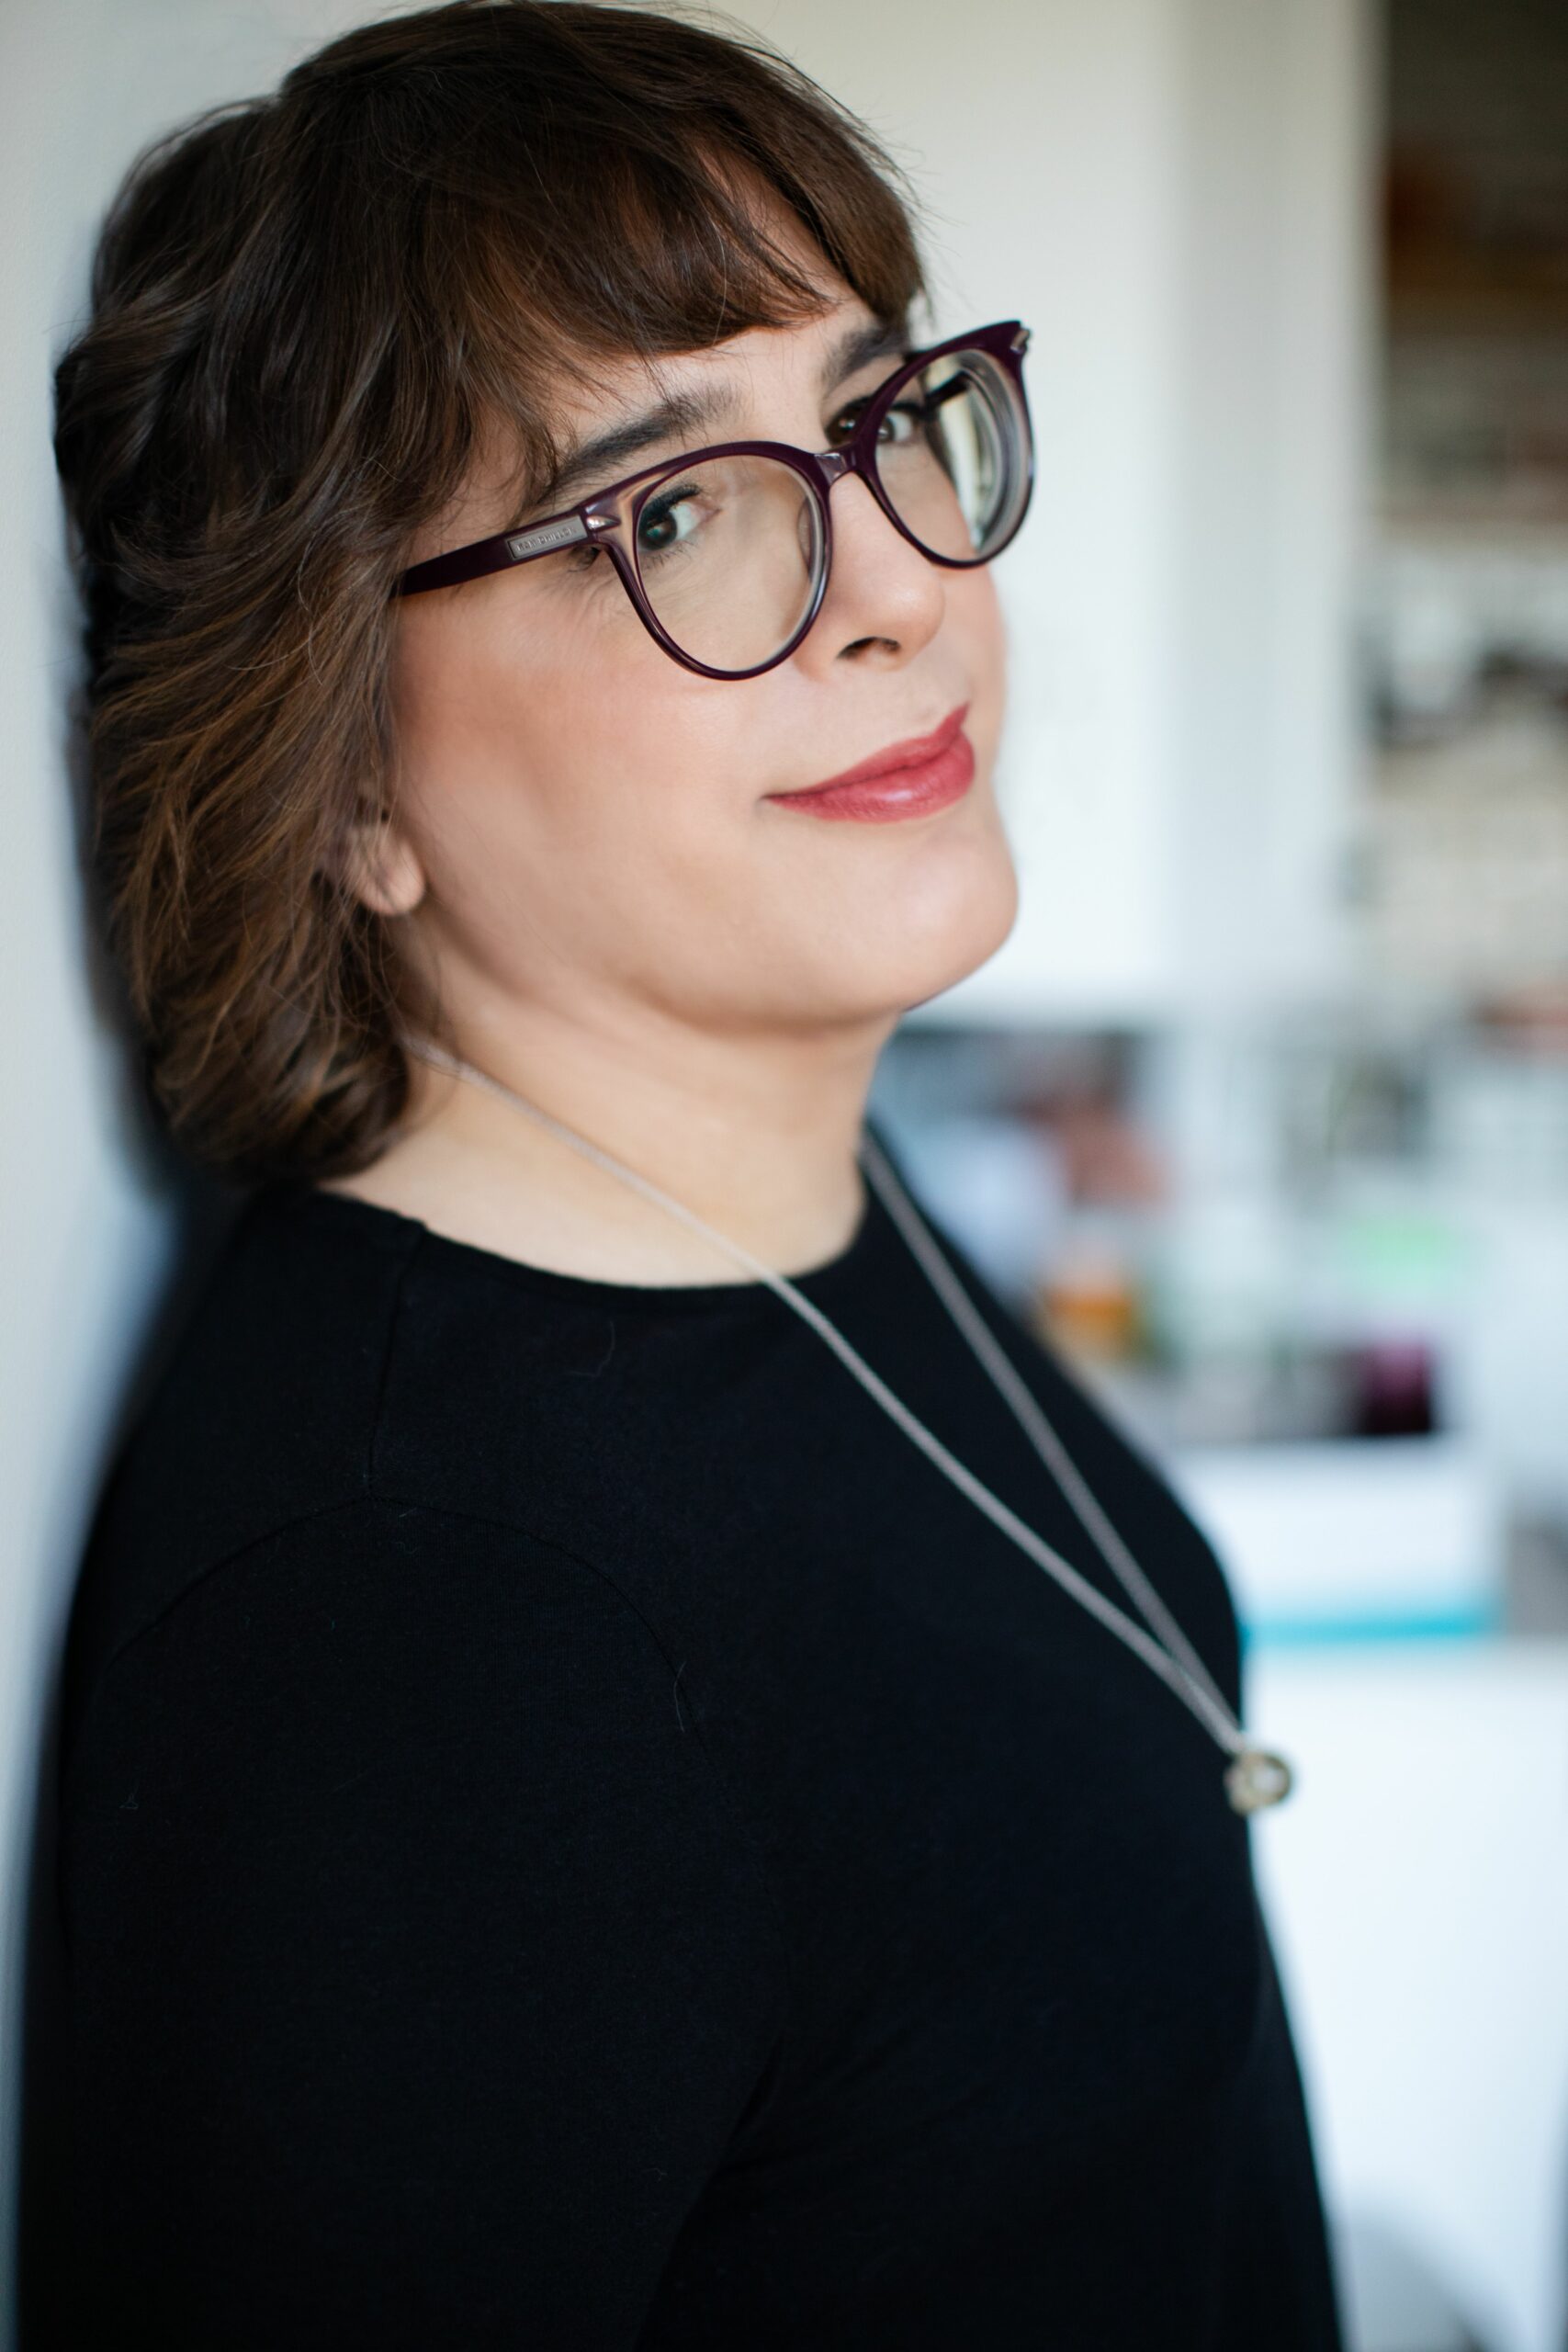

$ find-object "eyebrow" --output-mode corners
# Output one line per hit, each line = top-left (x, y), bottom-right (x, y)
(528, 313), (910, 515)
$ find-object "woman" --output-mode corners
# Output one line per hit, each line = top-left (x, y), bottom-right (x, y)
(25, 3), (1345, 2344)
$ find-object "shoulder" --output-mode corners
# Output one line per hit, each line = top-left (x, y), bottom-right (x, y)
(69, 1491), (665, 1719)
(59, 1495), (767, 1938)
(63, 1183), (417, 1699)
(64, 1171), (659, 1763)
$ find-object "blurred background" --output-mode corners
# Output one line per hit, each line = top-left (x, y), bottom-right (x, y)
(3, 3), (1566, 2348)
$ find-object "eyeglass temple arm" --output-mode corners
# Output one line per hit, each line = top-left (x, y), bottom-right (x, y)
(393, 507), (608, 597)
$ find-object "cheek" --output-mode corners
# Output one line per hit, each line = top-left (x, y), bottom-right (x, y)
(389, 587), (750, 899)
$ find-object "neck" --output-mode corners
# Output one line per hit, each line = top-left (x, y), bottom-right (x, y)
(328, 993), (898, 1285)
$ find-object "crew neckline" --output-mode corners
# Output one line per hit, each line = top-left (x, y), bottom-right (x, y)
(266, 1138), (890, 1316)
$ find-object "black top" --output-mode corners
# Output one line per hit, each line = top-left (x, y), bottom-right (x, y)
(22, 1117), (1346, 2349)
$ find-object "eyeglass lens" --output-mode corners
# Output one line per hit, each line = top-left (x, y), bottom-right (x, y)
(617, 343), (1028, 675)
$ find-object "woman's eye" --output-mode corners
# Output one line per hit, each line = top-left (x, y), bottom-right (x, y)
(828, 394), (923, 447)
(877, 399), (923, 444)
(636, 483), (703, 560)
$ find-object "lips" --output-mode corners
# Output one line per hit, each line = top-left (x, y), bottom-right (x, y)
(786, 702), (971, 797)
(763, 701), (976, 824)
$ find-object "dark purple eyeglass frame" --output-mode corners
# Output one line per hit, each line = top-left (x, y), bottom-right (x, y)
(390, 318), (1034, 681)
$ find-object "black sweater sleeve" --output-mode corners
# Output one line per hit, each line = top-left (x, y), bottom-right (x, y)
(53, 1497), (791, 2350)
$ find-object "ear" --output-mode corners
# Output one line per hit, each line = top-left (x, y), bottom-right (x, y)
(326, 804), (428, 919)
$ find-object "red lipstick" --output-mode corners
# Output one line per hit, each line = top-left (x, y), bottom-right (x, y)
(765, 703), (975, 823)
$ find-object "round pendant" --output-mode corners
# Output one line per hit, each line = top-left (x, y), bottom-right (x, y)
(1223, 1746), (1293, 1814)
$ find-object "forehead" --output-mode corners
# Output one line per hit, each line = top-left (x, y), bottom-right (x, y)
(556, 286), (875, 434)
(542, 175), (878, 431)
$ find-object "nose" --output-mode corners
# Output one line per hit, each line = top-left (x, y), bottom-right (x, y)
(803, 457), (946, 670)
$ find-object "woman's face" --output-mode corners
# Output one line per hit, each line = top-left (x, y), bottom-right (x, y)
(375, 237), (1017, 1052)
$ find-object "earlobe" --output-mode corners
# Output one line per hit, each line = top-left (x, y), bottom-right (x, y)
(328, 808), (428, 918)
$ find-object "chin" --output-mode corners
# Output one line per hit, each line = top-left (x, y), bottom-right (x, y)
(885, 842), (1021, 1015)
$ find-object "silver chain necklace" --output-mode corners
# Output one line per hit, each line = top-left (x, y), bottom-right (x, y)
(400, 1035), (1293, 1816)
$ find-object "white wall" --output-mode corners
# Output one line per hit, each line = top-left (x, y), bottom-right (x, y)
(1249, 1640), (1568, 2352)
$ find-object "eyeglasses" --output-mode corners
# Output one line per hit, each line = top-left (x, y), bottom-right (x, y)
(392, 319), (1034, 680)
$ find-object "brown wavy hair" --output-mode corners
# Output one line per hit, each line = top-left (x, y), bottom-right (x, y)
(53, 0), (930, 1187)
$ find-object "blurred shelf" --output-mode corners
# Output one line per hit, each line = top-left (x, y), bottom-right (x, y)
(1387, 250), (1568, 338)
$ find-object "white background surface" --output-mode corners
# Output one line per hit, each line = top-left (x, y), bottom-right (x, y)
(1249, 1639), (1568, 2352)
